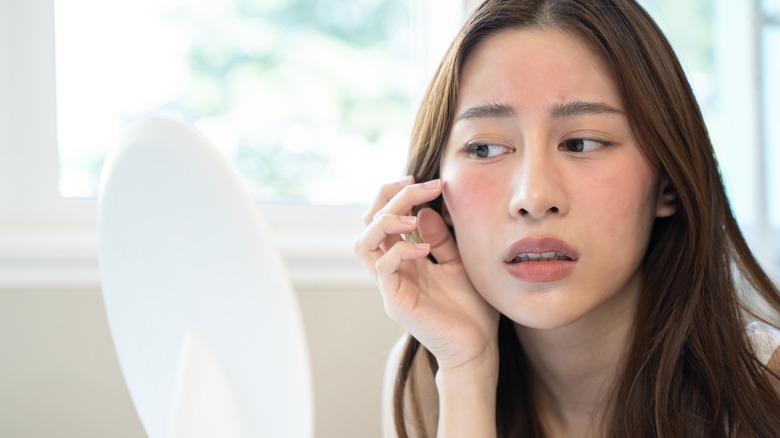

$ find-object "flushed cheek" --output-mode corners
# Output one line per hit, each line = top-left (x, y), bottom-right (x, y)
(441, 167), (510, 283)
(441, 166), (508, 222)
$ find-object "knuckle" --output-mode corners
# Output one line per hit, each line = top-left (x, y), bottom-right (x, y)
(372, 209), (392, 225)
(374, 249), (398, 274)
(374, 255), (388, 272)
(351, 235), (364, 253)
(391, 179), (419, 201)
(377, 212), (396, 226)
(377, 182), (399, 203)
(362, 205), (380, 225)
(380, 180), (399, 193)
(397, 183), (415, 197)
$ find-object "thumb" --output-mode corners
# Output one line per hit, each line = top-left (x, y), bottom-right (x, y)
(418, 208), (460, 265)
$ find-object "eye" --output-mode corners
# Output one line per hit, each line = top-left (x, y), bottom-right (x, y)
(465, 142), (510, 159)
(560, 138), (607, 153)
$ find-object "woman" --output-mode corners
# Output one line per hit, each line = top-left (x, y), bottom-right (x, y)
(353, 0), (780, 436)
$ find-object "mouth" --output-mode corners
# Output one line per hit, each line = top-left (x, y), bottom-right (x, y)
(503, 237), (578, 282)
(503, 237), (578, 264)
(508, 252), (573, 263)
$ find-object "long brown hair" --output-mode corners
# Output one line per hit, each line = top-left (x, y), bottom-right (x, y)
(393, 0), (780, 436)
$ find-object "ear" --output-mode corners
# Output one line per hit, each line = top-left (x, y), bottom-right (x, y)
(656, 175), (677, 218)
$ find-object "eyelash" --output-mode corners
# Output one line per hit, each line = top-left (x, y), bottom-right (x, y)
(559, 138), (611, 153)
(463, 142), (511, 159)
(463, 137), (611, 159)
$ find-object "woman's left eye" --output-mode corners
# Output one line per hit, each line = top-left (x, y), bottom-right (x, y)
(560, 138), (606, 153)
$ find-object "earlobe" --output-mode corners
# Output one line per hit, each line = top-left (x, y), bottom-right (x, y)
(656, 177), (677, 218)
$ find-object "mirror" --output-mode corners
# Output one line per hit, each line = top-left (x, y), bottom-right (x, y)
(98, 117), (313, 437)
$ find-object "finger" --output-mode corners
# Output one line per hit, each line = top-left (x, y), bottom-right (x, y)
(363, 176), (415, 225)
(375, 241), (431, 276)
(374, 241), (431, 291)
(418, 208), (461, 265)
(353, 214), (419, 269)
(368, 180), (442, 255)
(372, 179), (443, 224)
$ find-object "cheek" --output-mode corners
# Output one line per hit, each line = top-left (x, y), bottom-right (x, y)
(614, 166), (658, 222)
(441, 163), (507, 225)
(581, 162), (658, 245)
(440, 164), (507, 282)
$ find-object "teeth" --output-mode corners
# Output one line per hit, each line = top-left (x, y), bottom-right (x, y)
(511, 252), (569, 262)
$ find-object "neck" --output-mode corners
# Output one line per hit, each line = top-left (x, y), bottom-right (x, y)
(513, 278), (639, 436)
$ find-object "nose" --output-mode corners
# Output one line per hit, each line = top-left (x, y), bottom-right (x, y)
(508, 148), (567, 220)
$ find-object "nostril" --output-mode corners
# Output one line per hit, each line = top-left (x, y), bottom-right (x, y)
(515, 206), (560, 218)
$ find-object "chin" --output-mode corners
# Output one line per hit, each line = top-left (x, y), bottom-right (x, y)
(499, 304), (587, 331)
(509, 314), (580, 331)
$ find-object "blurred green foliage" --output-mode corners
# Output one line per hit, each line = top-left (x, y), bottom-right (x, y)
(158, 0), (412, 201)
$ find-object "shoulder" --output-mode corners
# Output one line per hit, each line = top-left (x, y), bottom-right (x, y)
(745, 321), (780, 366)
(746, 321), (780, 392)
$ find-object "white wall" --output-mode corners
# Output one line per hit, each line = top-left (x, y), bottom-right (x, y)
(0, 283), (402, 438)
(0, 287), (143, 438)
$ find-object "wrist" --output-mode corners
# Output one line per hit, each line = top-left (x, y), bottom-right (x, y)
(435, 364), (498, 400)
(435, 340), (499, 382)
(434, 343), (499, 401)
(434, 359), (498, 438)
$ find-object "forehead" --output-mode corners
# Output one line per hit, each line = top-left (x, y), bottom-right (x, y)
(457, 28), (621, 112)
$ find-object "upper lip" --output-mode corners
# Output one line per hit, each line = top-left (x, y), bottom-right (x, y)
(503, 236), (578, 263)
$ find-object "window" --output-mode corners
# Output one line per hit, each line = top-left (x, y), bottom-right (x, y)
(765, 0), (780, 16)
(641, 0), (780, 271)
(763, 0), (780, 267)
(0, 0), (776, 290)
(55, 0), (417, 205)
(0, 0), (466, 289)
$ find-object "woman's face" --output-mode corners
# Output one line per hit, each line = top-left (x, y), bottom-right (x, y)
(440, 29), (675, 330)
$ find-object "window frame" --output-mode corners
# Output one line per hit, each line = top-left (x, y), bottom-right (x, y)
(713, 0), (777, 266)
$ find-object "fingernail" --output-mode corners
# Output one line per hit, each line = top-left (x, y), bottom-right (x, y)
(414, 243), (430, 251)
(422, 179), (441, 189)
(399, 215), (417, 224)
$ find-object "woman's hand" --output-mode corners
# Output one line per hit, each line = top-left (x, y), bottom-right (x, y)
(353, 176), (500, 374)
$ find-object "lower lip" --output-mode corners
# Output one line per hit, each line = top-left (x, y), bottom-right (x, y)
(505, 260), (576, 283)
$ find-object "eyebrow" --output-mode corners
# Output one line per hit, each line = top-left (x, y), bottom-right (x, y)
(454, 100), (624, 122)
(455, 102), (516, 122)
(549, 100), (624, 118)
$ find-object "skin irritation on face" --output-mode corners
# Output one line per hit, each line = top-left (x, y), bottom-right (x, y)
(439, 28), (676, 434)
